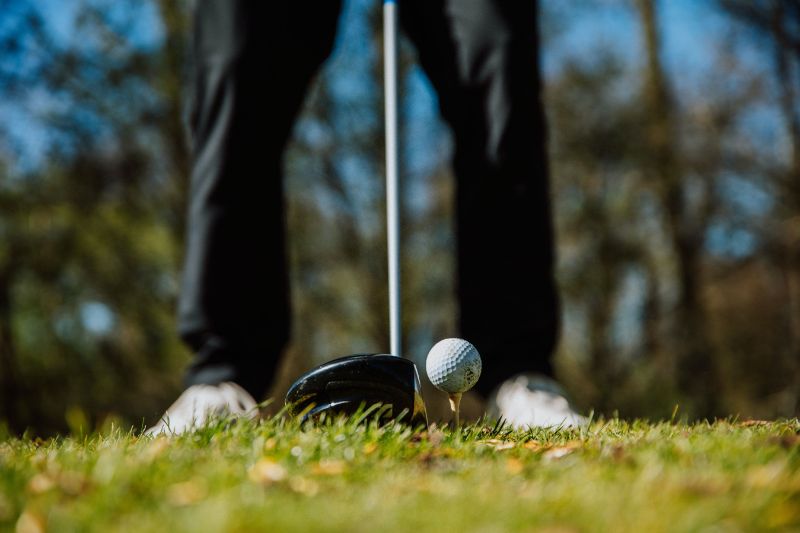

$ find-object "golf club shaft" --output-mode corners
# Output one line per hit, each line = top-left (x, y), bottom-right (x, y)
(384, 0), (401, 357)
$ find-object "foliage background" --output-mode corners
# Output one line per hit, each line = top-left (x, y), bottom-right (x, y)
(0, 0), (798, 434)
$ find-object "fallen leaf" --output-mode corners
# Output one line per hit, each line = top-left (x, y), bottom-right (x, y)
(603, 444), (626, 461)
(543, 443), (581, 460)
(482, 439), (515, 451)
(523, 441), (544, 451)
(417, 452), (436, 468)
(167, 479), (207, 506)
(26, 474), (54, 495)
(15, 510), (45, 533)
(58, 471), (90, 496)
(747, 463), (785, 489)
(543, 448), (573, 460)
(143, 438), (170, 461)
(362, 442), (378, 455)
(740, 420), (770, 427)
(249, 458), (287, 486)
(312, 459), (346, 476)
(506, 458), (524, 475)
(288, 476), (319, 496)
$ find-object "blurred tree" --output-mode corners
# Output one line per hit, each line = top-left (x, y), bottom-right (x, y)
(0, 0), (191, 434)
(547, 0), (796, 419)
(636, 0), (720, 415)
(547, 50), (648, 410)
(716, 0), (800, 413)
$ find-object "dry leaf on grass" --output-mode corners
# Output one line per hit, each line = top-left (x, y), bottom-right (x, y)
(143, 437), (170, 461)
(26, 474), (54, 495)
(740, 420), (771, 427)
(57, 471), (90, 496)
(602, 444), (627, 461)
(167, 479), (208, 506)
(248, 458), (287, 486)
(15, 510), (45, 533)
(312, 459), (347, 476)
(506, 458), (524, 475)
(543, 443), (581, 460)
(746, 462), (786, 489)
(288, 477), (319, 496)
(481, 439), (516, 451)
(363, 442), (378, 455)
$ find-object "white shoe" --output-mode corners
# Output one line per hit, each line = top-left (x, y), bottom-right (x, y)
(488, 374), (586, 429)
(145, 382), (258, 435)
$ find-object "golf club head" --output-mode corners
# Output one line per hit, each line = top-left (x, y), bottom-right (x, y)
(285, 354), (427, 427)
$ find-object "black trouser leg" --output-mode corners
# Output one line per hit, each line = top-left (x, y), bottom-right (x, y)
(401, 0), (558, 396)
(179, 0), (341, 398)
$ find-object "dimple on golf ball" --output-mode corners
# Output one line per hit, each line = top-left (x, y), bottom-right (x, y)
(425, 338), (482, 394)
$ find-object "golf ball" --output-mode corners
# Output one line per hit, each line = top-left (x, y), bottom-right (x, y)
(425, 338), (482, 394)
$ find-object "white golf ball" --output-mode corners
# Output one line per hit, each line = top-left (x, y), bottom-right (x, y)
(425, 338), (482, 394)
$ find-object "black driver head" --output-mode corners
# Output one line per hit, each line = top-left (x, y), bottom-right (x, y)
(285, 354), (427, 427)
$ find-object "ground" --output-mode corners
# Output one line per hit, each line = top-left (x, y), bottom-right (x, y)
(1, 414), (798, 532)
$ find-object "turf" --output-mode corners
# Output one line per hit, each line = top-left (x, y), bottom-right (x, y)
(1, 413), (798, 532)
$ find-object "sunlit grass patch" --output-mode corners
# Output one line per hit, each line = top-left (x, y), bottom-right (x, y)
(1, 416), (798, 532)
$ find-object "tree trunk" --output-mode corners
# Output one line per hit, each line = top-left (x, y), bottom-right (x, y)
(636, 0), (718, 417)
(0, 269), (19, 430)
(771, 0), (800, 410)
(156, 0), (191, 242)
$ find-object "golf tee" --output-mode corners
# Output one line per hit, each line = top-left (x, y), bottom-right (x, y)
(448, 393), (462, 427)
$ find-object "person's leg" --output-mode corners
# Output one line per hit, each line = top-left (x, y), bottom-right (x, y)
(179, 0), (342, 400)
(400, 0), (558, 398)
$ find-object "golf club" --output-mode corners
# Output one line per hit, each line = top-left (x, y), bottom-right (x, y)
(384, 0), (401, 359)
(284, 0), (427, 426)
(285, 354), (427, 425)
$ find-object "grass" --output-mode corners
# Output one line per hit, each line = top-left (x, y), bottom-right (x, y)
(1, 413), (799, 532)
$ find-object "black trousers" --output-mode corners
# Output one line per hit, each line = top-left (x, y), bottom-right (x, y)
(179, 0), (559, 399)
